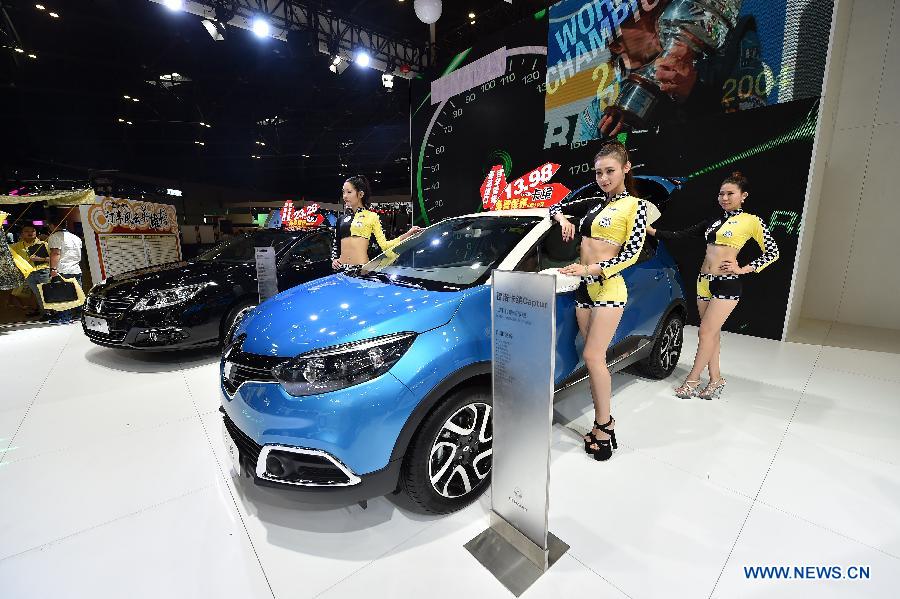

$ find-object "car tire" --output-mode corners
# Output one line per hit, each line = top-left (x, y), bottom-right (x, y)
(222, 300), (257, 346)
(397, 385), (493, 514)
(638, 312), (684, 379)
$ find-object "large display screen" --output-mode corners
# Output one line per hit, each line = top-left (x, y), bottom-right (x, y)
(410, 4), (834, 340)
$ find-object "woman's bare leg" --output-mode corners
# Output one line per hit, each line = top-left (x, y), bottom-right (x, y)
(584, 306), (624, 442)
(686, 299), (738, 381)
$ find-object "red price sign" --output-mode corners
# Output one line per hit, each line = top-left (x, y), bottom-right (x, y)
(283, 202), (324, 230)
(481, 162), (570, 211)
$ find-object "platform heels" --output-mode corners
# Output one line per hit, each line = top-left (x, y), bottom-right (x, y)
(674, 378), (702, 399)
(586, 416), (617, 461)
(699, 378), (726, 400)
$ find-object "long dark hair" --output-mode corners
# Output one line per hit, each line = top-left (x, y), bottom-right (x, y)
(594, 140), (637, 197)
(345, 175), (373, 208)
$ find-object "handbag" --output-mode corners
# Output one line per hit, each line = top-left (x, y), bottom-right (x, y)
(38, 275), (86, 311)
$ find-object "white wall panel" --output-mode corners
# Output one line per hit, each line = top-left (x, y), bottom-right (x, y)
(833, 0), (895, 131)
(837, 122), (900, 329)
(875, 16), (900, 125)
(801, 125), (871, 322)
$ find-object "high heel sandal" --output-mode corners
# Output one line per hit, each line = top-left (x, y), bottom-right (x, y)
(587, 416), (617, 461)
(699, 378), (726, 400)
(583, 421), (601, 452)
(674, 379), (702, 399)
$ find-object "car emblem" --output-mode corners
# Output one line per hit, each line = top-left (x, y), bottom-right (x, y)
(224, 361), (235, 382)
(97, 299), (104, 313)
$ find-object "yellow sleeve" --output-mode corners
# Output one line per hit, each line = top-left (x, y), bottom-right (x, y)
(747, 216), (779, 273)
(369, 212), (400, 252)
(598, 198), (647, 279)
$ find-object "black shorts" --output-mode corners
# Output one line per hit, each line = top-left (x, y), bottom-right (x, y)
(697, 274), (742, 301)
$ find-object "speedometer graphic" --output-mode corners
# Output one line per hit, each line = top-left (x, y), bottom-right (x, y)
(415, 46), (548, 225)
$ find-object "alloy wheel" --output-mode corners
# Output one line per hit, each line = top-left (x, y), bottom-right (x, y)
(659, 319), (683, 371)
(428, 402), (492, 499)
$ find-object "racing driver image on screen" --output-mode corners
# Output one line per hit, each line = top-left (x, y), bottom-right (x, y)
(579, 0), (767, 139)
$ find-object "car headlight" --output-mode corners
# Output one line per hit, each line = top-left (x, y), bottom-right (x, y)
(132, 282), (216, 311)
(272, 332), (417, 397)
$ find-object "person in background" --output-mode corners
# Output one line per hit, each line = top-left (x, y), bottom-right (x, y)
(331, 176), (421, 271)
(10, 224), (51, 318)
(647, 171), (779, 399)
(47, 210), (84, 324)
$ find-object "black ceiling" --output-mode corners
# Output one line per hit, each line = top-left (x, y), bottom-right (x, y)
(1, 0), (551, 199)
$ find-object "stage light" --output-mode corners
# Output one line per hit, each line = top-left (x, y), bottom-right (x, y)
(35, 4), (45, 10)
(117, 118), (124, 122)
(381, 73), (395, 89)
(468, 12), (475, 18)
(126, 121), (133, 125)
(202, 19), (226, 41)
(132, 97), (139, 102)
(14, 48), (24, 53)
(329, 56), (348, 74)
(200, 121), (206, 127)
(354, 50), (371, 68)
(163, 0), (183, 11)
(27, 53), (37, 59)
(123, 95), (130, 99)
(48, 11), (59, 18)
(251, 16), (270, 38)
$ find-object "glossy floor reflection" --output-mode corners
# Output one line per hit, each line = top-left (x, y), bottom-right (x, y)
(1, 322), (898, 598)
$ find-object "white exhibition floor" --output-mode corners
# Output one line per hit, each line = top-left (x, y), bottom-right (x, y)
(1, 322), (898, 599)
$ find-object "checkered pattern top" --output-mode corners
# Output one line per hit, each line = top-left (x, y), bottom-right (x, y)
(596, 197), (647, 279)
(748, 218), (779, 273)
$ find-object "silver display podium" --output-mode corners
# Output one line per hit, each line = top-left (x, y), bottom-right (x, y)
(465, 271), (569, 596)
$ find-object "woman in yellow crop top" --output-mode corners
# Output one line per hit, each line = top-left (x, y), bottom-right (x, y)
(332, 175), (421, 271)
(647, 171), (779, 400)
(550, 141), (648, 461)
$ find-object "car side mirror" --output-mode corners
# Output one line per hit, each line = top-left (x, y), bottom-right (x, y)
(539, 268), (580, 294)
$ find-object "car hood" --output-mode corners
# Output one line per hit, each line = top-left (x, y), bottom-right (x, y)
(95, 260), (252, 295)
(238, 273), (463, 357)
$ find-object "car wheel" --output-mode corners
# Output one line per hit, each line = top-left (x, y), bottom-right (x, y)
(222, 300), (256, 346)
(398, 386), (493, 514)
(638, 312), (683, 379)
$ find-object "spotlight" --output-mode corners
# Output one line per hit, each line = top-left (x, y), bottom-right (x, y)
(200, 122), (206, 127)
(14, 48), (24, 53)
(251, 16), (270, 38)
(28, 54), (37, 59)
(163, 0), (183, 11)
(117, 118), (124, 122)
(202, 19), (226, 41)
(381, 73), (395, 90)
(48, 11), (59, 18)
(35, 4), (45, 10)
(468, 12), (475, 18)
(329, 56), (349, 74)
(354, 50), (371, 68)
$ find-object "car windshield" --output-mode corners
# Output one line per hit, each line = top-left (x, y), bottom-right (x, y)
(359, 216), (540, 290)
(196, 231), (298, 262)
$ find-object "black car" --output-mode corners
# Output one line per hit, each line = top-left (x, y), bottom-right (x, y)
(81, 227), (334, 350)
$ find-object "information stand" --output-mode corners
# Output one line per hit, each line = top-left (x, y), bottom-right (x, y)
(465, 270), (568, 596)
(254, 247), (278, 302)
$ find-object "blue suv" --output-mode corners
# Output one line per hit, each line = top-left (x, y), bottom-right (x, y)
(221, 182), (686, 514)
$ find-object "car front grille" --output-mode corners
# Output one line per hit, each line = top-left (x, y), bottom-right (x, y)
(85, 288), (139, 316)
(221, 347), (282, 395)
(222, 410), (262, 467)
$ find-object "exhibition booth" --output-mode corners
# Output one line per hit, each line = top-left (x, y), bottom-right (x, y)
(2, 1), (898, 598)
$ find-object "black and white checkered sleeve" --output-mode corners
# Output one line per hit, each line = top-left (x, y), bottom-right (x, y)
(748, 217), (779, 273)
(597, 199), (647, 279)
